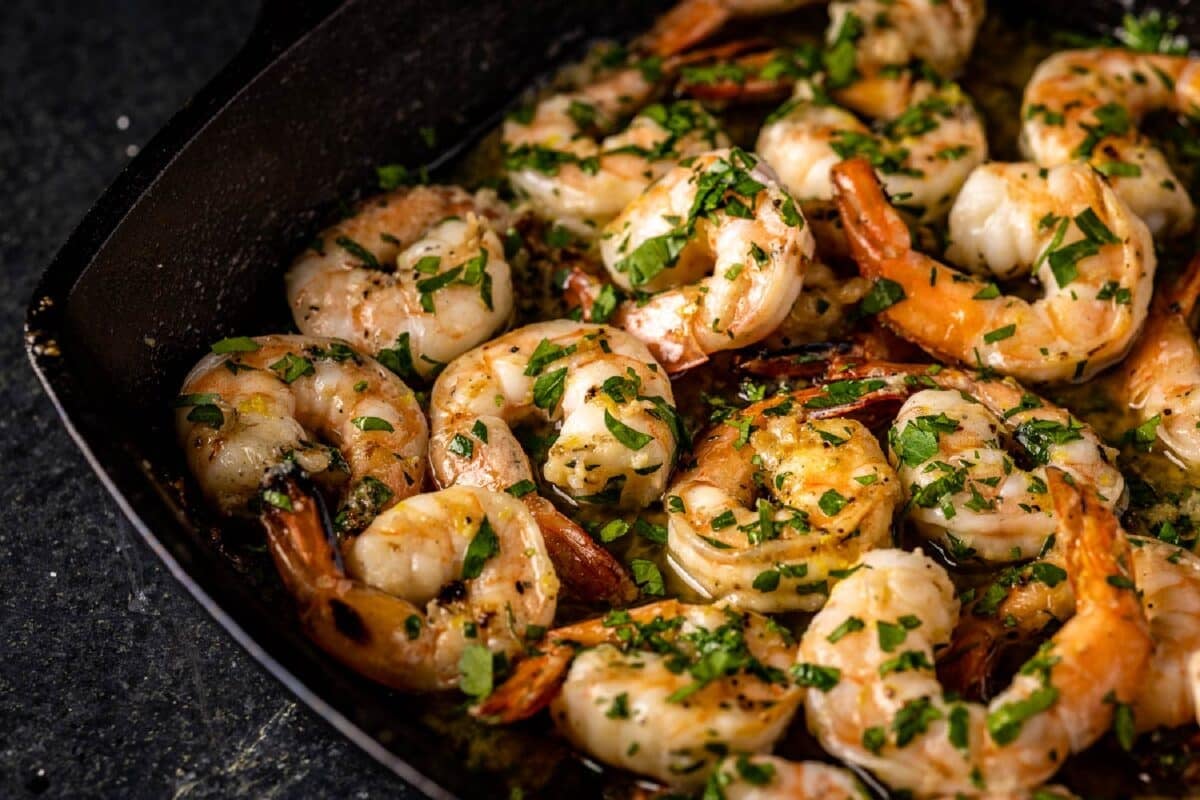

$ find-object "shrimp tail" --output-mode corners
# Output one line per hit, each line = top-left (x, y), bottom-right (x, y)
(471, 642), (576, 723)
(831, 157), (914, 267)
(260, 467), (345, 594)
(937, 615), (1007, 701)
(641, 0), (733, 56)
(1047, 469), (1151, 706)
(674, 43), (796, 102)
(525, 496), (639, 605)
(562, 266), (607, 320)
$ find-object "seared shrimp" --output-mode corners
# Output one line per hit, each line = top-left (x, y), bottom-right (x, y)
(286, 186), (514, 380)
(828, 0), (985, 81)
(175, 335), (426, 522)
(503, 63), (726, 234)
(758, 79), (986, 230)
(667, 384), (904, 612)
(704, 755), (866, 799)
(947, 534), (1200, 734)
(1115, 256), (1200, 473)
(261, 477), (558, 693)
(887, 372), (1124, 563)
(430, 320), (681, 602)
(834, 158), (1156, 383)
(642, 0), (821, 56)
(798, 471), (1150, 797)
(1022, 49), (1200, 236)
(479, 600), (801, 789)
(598, 148), (814, 372)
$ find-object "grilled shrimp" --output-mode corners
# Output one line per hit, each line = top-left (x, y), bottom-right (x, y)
(430, 320), (681, 602)
(666, 384), (904, 612)
(704, 755), (866, 799)
(833, 158), (1156, 383)
(175, 335), (426, 522)
(286, 186), (514, 379)
(887, 375), (1124, 563)
(946, 534), (1200, 734)
(477, 600), (801, 790)
(503, 63), (726, 234)
(260, 477), (558, 693)
(1115, 256), (1200, 474)
(597, 148), (814, 372)
(758, 79), (986, 230)
(797, 471), (1150, 797)
(1021, 49), (1200, 237)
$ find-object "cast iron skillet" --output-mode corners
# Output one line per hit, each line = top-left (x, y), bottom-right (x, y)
(23, 1), (1199, 797)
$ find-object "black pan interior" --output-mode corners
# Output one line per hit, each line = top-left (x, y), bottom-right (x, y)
(25, 0), (1200, 797)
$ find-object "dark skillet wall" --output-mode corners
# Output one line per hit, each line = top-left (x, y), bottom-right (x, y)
(1, 2), (416, 797)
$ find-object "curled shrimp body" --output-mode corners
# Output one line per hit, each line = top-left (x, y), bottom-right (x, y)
(530, 601), (800, 789)
(430, 320), (679, 602)
(667, 385), (903, 612)
(797, 471), (1151, 797)
(503, 64), (726, 234)
(262, 478), (558, 693)
(286, 186), (514, 380)
(888, 375), (1123, 563)
(758, 79), (986, 230)
(598, 148), (814, 372)
(828, 0), (985, 81)
(1022, 49), (1200, 237)
(834, 158), (1156, 383)
(1115, 256), (1200, 473)
(705, 755), (866, 799)
(175, 335), (426, 520)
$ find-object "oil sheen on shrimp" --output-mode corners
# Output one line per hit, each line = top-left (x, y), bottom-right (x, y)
(886, 367), (1124, 563)
(797, 471), (1150, 797)
(286, 186), (514, 380)
(1022, 48), (1200, 237)
(1115, 255), (1200, 474)
(667, 385), (903, 612)
(261, 478), (558, 693)
(175, 334), (426, 521)
(833, 158), (1156, 383)
(598, 147), (814, 372)
(503, 60), (726, 234)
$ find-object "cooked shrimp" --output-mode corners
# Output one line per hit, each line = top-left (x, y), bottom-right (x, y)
(286, 186), (514, 380)
(833, 158), (1156, 383)
(479, 599), (800, 789)
(175, 335), (426, 522)
(704, 754), (866, 799)
(503, 63), (726, 234)
(758, 79), (986, 229)
(642, 0), (821, 56)
(828, 0), (985, 81)
(1115, 256), (1200, 473)
(798, 470), (1151, 797)
(887, 370), (1124, 562)
(597, 148), (814, 372)
(667, 384), (904, 612)
(1021, 49), (1200, 236)
(430, 320), (681, 602)
(947, 535), (1200, 734)
(260, 476), (558, 693)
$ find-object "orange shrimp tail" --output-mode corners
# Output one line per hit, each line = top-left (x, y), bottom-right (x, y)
(738, 324), (927, 379)
(562, 266), (606, 319)
(937, 616), (1008, 702)
(260, 473), (345, 601)
(642, 0), (733, 56)
(831, 158), (914, 267)
(1047, 469), (1151, 705)
(471, 642), (576, 723)
(525, 495), (639, 606)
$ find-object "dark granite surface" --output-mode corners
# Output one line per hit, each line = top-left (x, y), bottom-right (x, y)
(2, 3), (418, 797)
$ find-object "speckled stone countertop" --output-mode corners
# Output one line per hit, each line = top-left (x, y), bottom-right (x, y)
(1, 3), (419, 797)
